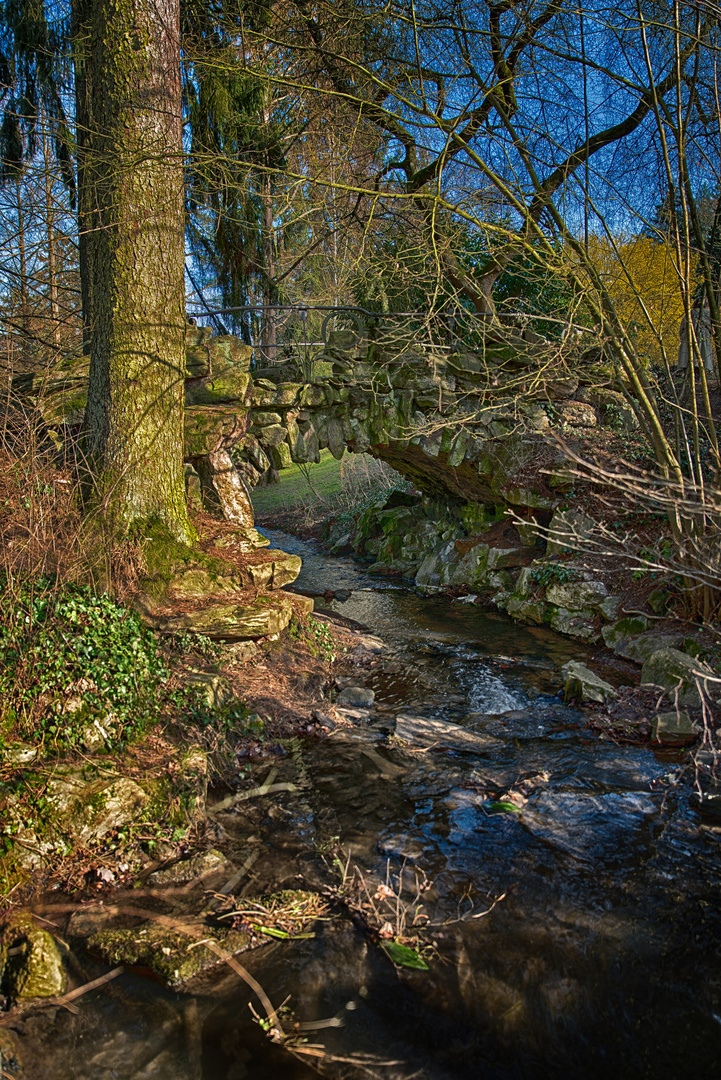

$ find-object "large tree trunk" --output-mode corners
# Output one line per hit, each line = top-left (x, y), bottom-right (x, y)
(77, 0), (193, 542)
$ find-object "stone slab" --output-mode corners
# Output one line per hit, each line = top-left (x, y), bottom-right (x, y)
(393, 714), (503, 753)
(143, 592), (296, 641)
(651, 710), (698, 746)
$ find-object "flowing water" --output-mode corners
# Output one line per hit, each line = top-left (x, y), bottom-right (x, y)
(21, 532), (721, 1079)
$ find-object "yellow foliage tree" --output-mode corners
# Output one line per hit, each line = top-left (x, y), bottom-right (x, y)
(586, 235), (686, 368)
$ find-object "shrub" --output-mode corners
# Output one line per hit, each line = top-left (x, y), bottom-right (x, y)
(0, 577), (168, 752)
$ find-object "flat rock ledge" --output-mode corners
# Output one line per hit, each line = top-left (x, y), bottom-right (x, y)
(138, 590), (312, 641)
(168, 550), (302, 598)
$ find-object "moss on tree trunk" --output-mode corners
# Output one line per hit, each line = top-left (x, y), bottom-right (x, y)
(77, 0), (194, 542)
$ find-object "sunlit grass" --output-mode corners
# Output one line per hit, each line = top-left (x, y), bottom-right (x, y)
(250, 450), (345, 513)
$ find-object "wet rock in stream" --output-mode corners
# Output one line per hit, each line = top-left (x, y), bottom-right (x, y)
(336, 685), (376, 708)
(87, 924), (254, 988)
(393, 714), (504, 753)
(562, 660), (618, 704)
(85, 889), (324, 990)
(0, 914), (68, 1002)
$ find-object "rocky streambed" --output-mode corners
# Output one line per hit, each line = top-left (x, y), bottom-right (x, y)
(2, 532), (721, 1079)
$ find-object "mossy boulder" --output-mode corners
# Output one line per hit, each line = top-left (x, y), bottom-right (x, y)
(184, 671), (236, 711)
(251, 411), (283, 428)
(548, 607), (600, 642)
(500, 486), (555, 511)
(507, 595), (546, 625)
(511, 565), (535, 597)
(415, 551), (442, 587)
(37, 378), (88, 428)
(272, 383), (301, 407)
(268, 441), (293, 469)
(3, 742), (38, 766)
(86, 887), (320, 987)
(257, 424), (288, 450)
(167, 549), (300, 598)
(0, 914), (67, 1001)
(612, 630), (684, 663)
(87, 922), (252, 988)
(487, 545), (534, 570)
(597, 595), (623, 621)
(443, 543), (485, 585)
(184, 463), (203, 511)
(299, 384), (327, 407)
(178, 747), (209, 820)
(3, 769), (149, 870)
(601, 616), (651, 650)
(546, 508), (595, 555)
(556, 401), (597, 427)
(217, 527), (272, 552)
(207, 336), (253, 371)
(641, 648), (717, 707)
(186, 368), (251, 407)
(648, 588), (675, 615)
(184, 404), (248, 457)
(562, 661), (618, 704)
(167, 566), (240, 599)
(251, 381), (280, 407)
(186, 323), (212, 376)
(15, 356), (90, 431)
(235, 551), (302, 590)
(546, 579), (607, 609)
(326, 416), (345, 459)
(47, 771), (149, 847)
(139, 524), (241, 600)
(144, 592), (296, 640)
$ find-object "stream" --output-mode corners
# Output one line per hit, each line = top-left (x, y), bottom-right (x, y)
(20, 531), (721, 1079)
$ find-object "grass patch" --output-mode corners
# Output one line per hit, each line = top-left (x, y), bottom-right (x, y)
(250, 451), (417, 539)
(251, 451), (345, 514)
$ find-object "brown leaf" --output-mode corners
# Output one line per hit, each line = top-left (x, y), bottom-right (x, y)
(373, 884), (395, 901)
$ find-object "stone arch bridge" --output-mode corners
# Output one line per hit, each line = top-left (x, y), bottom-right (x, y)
(180, 320), (634, 532)
(21, 316), (634, 540)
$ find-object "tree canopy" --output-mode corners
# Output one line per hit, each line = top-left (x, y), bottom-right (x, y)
(1, 0), (720, 550)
